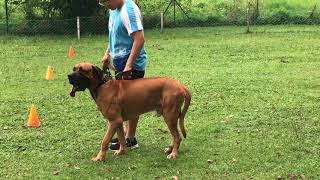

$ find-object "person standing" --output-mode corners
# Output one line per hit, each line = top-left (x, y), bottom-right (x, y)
(99, 0), (147, 150)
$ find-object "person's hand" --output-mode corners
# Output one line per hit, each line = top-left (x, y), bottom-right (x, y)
(122, 64), (133, 80)
(101, 54), (110, 66)
(123, 64), (132, 72)
(101, 54), (111, 71)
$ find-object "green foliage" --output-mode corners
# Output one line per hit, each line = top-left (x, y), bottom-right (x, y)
(5, 0), (103, 21)
(140, 0), (320, 27)
(1, 26), (320, 179)
(0, 1), (3, 22)
(1, 0), (320, 33)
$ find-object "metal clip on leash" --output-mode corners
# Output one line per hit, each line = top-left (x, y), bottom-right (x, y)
(102, 63), (113, 80)
(102, 62), (132, 80)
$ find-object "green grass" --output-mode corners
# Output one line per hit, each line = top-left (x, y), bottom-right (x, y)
(1, 25), (320, 179)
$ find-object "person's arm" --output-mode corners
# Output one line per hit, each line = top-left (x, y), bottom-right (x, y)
(123, 30), (145, 72)
(102, 47), (110, 64)
(101, 47), (114, 70)
(102, 10), (111, 65)
(120, 3), (144, 72)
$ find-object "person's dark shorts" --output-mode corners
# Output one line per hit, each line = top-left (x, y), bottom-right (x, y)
(115, 69), (145, 80)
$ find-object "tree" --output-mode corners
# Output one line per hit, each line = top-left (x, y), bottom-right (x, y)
(8, 0), (102, 20)
(254, 0), (260, 23)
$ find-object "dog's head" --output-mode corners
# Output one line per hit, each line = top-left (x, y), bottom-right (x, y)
(68, 63), (103, 97)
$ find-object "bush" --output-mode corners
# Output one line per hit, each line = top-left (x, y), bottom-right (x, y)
(2, 0), (320, 34)
(143, 15), (161, 29)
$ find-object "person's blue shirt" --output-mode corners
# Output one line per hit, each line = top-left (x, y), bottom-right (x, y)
(108, 0), (147, 71)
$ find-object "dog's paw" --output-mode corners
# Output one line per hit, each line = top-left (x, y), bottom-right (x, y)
(114, 149), (125, 158)
(91, 156), (105, 162)
(164, 147), (173, 154)
(91, 157), (105, 162)
(167, 153), (178, 159)
(92, 151), (106, 162)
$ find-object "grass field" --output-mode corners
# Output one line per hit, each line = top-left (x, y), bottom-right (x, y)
(1, 25), (320, 179)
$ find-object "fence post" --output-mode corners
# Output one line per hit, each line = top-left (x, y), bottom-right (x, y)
(161, 13), (164, 33)
(77, 16), (80, 40)
(5, 0), (9, 35)
(246, 1), (251, 33)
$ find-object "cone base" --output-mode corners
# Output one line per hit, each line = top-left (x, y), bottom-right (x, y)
(27, 120), (41, 127)
(46, 77), (53, 81)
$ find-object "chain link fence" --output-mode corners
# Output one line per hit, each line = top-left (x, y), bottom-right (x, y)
(0, 0), (320, 36)
(148, 0), (320, 27)
(1, 16), (107, 35)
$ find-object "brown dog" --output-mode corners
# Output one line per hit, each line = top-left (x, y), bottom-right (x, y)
(68, 63), (191, 161)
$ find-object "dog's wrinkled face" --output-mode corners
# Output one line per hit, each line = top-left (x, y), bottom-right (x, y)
(68, 63), (102, 97)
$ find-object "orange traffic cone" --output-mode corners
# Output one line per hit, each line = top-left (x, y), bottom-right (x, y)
(45, 66), (54, 80)
(68, 46), (75, 58)
(27, 104), (41, 127)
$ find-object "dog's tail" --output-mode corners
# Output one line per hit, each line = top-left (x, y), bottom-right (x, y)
(179, 86), (191, 139)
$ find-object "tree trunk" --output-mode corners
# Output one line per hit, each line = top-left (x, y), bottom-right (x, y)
(308, 4), (317, 19)
(5, 0), (9, 35)
(255, 0), (259, 22)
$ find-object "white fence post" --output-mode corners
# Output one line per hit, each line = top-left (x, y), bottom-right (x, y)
(161, 13), (164, 33)
(77, 16), (80, 40)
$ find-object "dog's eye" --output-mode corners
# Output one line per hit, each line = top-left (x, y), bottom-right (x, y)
(73, 67), (76, 71)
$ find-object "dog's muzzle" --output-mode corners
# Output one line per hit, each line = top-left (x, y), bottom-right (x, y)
(68, 72), (91, 97)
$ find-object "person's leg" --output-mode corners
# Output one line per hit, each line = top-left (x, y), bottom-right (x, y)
(109, 69), (145, 150)
(123, 122), (129, 137)
(126, 69), (145, 138)
(126, 116), (138, 138)
(110, 70), (129, 143)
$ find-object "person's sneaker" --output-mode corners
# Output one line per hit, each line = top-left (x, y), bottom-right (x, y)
(110, 138), (118, 143)
(126, 137), (139, 149)
(110, 138), (119, 150)
(109, 137), (139, 151)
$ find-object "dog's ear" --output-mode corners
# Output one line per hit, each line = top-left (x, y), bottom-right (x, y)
(92, 66), (103, 80)
(74, 66), (84, 72)
(73, 64), (82, 72)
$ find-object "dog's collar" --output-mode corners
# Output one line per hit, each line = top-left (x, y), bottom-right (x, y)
(90, 73), (112, 102)
(96, 76), (108, 88)
(95, 67), (113, 89)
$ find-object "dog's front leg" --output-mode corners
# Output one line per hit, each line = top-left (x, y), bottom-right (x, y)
(92, 119), (122, 162)
(114, 124), (126, 158)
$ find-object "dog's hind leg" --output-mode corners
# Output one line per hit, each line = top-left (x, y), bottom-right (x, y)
(162, 93), (184, 159)
(164, 115), (181, 159)
(163, 105), (182, 158)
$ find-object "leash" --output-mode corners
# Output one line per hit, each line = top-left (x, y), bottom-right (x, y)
(102, 66), (131, 80)
(101, 64), (115, 79)
(102, 60), (134, 81)
(90, 65), (129, 102)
